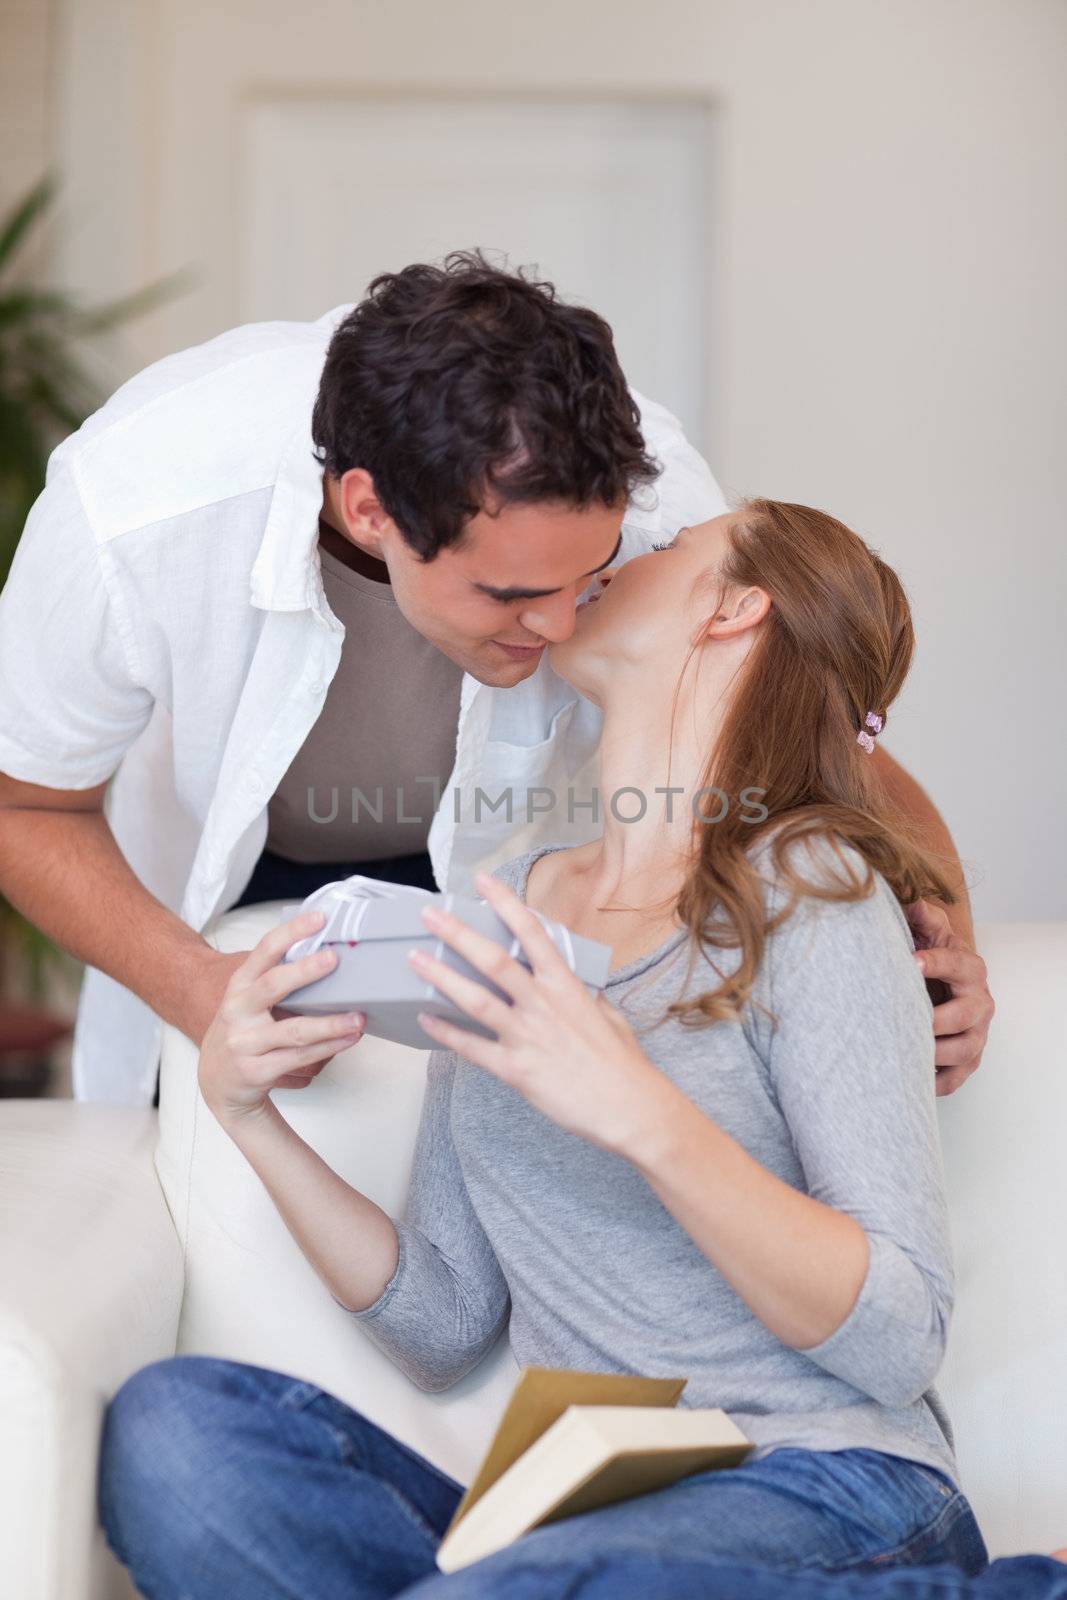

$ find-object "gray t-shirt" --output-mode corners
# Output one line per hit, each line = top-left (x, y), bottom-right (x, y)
(267, 543), (464, 862)
(352, 834), (959, 1487)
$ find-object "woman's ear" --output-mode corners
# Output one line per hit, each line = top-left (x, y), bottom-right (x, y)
(691, 584), (771, 647)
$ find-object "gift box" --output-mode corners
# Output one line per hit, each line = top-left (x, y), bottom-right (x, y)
(281, 875), (613, 1050)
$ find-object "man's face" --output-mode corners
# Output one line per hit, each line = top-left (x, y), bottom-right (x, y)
(335, 471), (626, 687)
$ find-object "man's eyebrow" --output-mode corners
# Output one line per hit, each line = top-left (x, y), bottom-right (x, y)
(472, 531), (624, 602)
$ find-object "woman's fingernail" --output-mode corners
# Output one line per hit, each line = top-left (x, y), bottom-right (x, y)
(408, 947), (427, 965)
(914, 953), (926, 971)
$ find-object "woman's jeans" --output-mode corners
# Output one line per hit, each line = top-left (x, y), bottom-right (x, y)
(96, 1355), (1067, 1600)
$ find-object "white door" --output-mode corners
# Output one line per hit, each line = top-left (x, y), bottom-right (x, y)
(53, 2), (713, 442)
(241, 94), (711, 435)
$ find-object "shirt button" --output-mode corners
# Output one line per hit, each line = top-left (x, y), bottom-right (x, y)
(309, 678), (325, 697)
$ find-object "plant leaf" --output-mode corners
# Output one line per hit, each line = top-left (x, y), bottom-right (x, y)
(0, 897), (73, 1003)
(13, 329), (101, 415)
(0, 289), (75, 331)
(0, 392), (48, 482)
(0, 175), (56, 278)
(70, 267), (193, 335)
(21, 370), (86, 435)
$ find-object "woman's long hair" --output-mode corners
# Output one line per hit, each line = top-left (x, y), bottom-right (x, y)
(665, 497), (957, 1027)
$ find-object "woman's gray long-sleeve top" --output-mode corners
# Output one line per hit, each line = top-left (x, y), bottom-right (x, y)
(351, 836), (959, 1487)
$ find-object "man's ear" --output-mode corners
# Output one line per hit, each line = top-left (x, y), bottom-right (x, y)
(690, 583), (771, 647)
(339, 467), (393, 552)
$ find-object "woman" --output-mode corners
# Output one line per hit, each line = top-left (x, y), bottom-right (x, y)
(102, 500), (1036, 1598)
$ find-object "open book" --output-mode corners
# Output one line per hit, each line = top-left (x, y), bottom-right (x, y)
(435, 1367), (753, 1573)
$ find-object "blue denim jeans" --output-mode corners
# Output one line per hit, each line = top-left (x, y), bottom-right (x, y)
(98, 1356), (1065, 1600)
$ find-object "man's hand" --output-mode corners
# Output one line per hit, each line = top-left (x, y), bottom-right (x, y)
(182, 948), (255, 1045)
(905, 899), (995, 1097)
(184, 942), (354, 1048)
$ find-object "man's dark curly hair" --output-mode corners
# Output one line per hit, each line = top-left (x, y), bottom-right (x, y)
(311, 250), (659, 560)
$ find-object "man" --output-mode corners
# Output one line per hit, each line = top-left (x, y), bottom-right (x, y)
(0, 253), (992, 1103)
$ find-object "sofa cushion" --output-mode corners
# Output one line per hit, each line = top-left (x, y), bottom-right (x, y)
(935, 921), (1067, 1556)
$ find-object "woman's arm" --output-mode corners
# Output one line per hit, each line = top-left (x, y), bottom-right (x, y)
(622, 1088), (873, 1354)
(348, 1046), (511, 1391)
(199, 912), (510, 1390)
(618, 861), (953, 1410)
(411, 859), (951, 1410)
(198, 911), (400, 1312)
(215, 1099), (402, 1308)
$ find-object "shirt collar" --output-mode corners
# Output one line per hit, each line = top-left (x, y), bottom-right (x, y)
(250, 304), (354, 619)
(249, 410), (331, 618)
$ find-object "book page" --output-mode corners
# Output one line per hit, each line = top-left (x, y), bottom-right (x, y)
(446, 1366), (687, 1534)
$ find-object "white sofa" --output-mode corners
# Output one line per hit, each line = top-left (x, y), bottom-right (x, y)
(1, 903), (1065, 1600)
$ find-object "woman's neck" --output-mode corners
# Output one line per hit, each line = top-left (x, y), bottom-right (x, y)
(568, 682), (726, 906)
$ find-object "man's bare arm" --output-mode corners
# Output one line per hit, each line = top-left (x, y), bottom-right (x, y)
(871, 746), (994, 1094)
(0, 771), (244, 1045)
(871, 744), (974, 946)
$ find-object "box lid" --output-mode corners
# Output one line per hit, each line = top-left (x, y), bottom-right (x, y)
(284, 875), (611, 989)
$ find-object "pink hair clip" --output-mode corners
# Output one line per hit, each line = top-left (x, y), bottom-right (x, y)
(856, 709), (883, 754)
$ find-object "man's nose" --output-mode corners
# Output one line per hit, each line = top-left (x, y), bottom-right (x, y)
(519, 588), (581, 643)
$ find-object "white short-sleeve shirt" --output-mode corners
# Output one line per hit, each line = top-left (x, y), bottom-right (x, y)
(0, 307), (727, 1102)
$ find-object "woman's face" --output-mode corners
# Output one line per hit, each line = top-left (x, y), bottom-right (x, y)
(548, 512), (739, 699)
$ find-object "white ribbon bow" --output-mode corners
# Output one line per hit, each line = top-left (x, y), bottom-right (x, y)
(285, 874), (578, 973)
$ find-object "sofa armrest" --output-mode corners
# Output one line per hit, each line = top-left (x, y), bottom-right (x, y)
(0, 1101), (184, 1600)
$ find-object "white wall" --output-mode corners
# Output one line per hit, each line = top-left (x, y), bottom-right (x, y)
(0, 0), (55, 211)
(50, 0), (1067, 920)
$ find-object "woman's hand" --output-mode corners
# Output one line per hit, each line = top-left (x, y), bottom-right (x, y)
(407, 871), (677, 1160)
(198, 910), (366, 1128)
